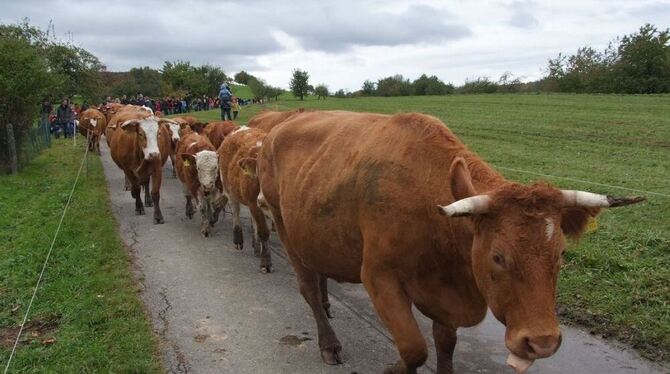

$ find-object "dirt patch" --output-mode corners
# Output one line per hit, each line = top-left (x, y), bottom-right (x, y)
(194, 334), (209, 343)
(279, 334), (312, 347)
(0, 316), (59, 349)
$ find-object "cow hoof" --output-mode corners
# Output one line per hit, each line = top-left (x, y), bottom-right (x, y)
(202, 229), (210, 237)
(234, 243), (243, 250)
(186, 211), (194, 219)
(260, 265), (272, 273)
(154, 217), (164, 224)
(324, 306), (333, 319)
(145, 201), (153, 207)
(383, 360), (409, 374)
(320, 347), (343, 365)
(136, 208), (145, 215)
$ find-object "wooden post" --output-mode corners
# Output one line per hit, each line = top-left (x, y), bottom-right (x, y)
(6, 122), (18, 174)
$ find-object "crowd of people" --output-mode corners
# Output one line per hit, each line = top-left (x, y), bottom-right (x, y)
(41, 84), (250, 138)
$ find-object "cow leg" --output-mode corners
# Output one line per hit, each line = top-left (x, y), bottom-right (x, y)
(288, 252), (342, 364)
(126, 171), (144, 215)
(433, 321), (457, 374)
(144, 179), (153, 207)
(170, 153), (177, 178)
(183, 183), (195, 219)
(362, 265), (427, 374)
(251, 219), (259, 256)
(95, 135), (101, 155)
(151, 165), (164, 224)
(199, 193), (212, 237)
(211, 193), (228, 225)
(320, 275), (333, 318)
(231, 199), (243, 250)
(249, 204), (272, 273)
(124, 175), (132, 191)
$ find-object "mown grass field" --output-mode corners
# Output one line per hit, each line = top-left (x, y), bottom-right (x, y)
(184, 92), (670, 363)
(0, 140), (161, 372)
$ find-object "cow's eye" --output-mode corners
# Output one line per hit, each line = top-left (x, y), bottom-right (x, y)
(492, 252), (506, 268)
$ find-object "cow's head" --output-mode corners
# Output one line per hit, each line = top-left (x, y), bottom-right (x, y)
(159, 119), (181, 144)
(181, 150), (219, 194)
(437, 157), (644, 370)
(121, 116), (161, 160)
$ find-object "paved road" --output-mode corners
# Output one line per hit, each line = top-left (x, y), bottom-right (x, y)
(99, 141), (665, 374)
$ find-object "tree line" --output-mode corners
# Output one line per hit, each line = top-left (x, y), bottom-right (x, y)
(336, 24), (669, 97)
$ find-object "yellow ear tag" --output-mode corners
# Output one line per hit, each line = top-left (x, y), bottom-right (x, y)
(183, 160), (191, 167)
(586, 217), (598, 233)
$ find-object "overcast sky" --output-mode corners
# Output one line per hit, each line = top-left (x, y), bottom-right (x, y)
(3, 0), (669, 91)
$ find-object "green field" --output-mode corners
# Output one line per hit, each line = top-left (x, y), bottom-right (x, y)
(0, 140), (161, 372)
(183, 93), (670, 363)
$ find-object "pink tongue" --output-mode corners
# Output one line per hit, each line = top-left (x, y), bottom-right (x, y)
(507, 353), (535, 374)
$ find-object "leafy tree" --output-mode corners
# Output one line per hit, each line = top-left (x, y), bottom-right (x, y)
(544, 24), (670, 93)
(362, 80), (376, 95)
(234, 70), (253, 84)
(290, 69), (310, 100)
(162, 61), (227, 97)
(0, 22), (56, 172)
(376, 75), (413, 96)
(412, 74), (453, 95)
(314, 84), (329, 100)
(614, 24), (670, 93)
(457, 77), (498, 94)
(127, 67), (162, 97)
(496, 72), (523, 93)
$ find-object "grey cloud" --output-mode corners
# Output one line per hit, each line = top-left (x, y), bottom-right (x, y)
(508, 1), (539, 29)
(274, 4), (472, 51)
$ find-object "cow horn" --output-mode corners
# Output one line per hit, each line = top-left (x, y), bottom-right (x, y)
(561, 190), (645, 208)
(437, 195), (491, 217)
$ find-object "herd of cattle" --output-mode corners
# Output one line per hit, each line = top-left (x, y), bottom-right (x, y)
(78, 104), (644, 374)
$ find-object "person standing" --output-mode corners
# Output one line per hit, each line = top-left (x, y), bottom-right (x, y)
(219, 83), (233, 120)
(232, 96), (240, 120)
(56, 99), (73, 138)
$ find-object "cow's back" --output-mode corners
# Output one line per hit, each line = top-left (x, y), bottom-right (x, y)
(219, 128), (265, 203)
(248, 109), (304, 133)
(260, 111), (470, 282)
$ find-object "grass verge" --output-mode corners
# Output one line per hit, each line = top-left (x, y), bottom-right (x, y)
(185, 93), (669, 364)
(0, 139), (161, 372)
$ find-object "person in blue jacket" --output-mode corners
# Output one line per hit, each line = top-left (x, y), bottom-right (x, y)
(219, 83), (233, 120)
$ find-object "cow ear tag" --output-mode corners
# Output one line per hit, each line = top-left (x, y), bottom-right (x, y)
(585, 216), (598, 233)
(183, 160), (191, 167)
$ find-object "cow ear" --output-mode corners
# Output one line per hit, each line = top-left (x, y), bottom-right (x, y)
(120, 120), (139, 131)
(180, 153), (196, 166)
(237, 157), (257, 176)
(449, 157), (477, 201)
(560, 207), (601, 240)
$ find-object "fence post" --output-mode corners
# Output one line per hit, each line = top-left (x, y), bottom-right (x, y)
(6, 122), (18, 174)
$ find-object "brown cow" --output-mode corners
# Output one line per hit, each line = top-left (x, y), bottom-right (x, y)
(257, 111), (644, 373)
(203, 120), (239, 150)
(218, 127), (272, 273)
(247, 108), (305, 133)
(78, 108), (107, 154)
(175, 132), (221, 236)
(172, 116), (207, 134)
(157, 118), (183, 177)
(109, 112), (171, 224)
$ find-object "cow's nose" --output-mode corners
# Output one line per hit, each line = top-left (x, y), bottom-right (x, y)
(147, 152), (160, 159)
(523, 333), (562, 359)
